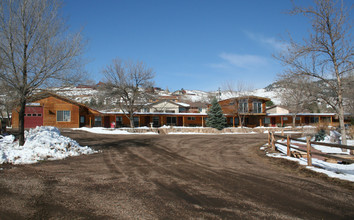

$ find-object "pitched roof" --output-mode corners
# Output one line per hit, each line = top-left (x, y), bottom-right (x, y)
(221, 95), (271, 102)
(27, 92), (100, 114)
(147, 99), (190, 107)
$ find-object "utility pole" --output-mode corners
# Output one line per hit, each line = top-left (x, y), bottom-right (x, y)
(218, 87), (221, 101)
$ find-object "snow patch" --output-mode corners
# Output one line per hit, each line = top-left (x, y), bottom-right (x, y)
(0, 126), (97, 165)
(72, 127), (158, 135)
(261, 135), (354, 182)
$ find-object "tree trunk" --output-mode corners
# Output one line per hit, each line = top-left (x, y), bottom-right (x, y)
(6, 108), (11, 127)
(19, 97), (26, 146)
(292, 114), (296, 128)
(129, 113), (134, 128)
(238, 115), (243, 128)
(338, 101), (347, 146)
(336, 77), (347, 146)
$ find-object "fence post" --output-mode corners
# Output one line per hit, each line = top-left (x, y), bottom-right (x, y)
(287, 135), (291, 156)
(271, 132), (276, 151)
(306, 136), (312, 166)
(268, 131), (271, 146)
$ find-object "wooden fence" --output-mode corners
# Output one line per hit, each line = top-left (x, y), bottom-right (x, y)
(268, 131), (354, 166)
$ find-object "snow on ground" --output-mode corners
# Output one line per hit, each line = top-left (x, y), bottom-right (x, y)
(168, 132), (258, 135)
(0, 126), (97, 165)
(72, 127), (158, 135)
(263, 135), (354, 182)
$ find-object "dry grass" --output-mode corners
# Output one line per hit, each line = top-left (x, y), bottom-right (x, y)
(348, 126), (354, 139)
(314, 123), (330, 134)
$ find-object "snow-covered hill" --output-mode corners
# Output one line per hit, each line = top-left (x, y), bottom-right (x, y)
(40, 85), (281, 107)
(45, 86), (99, 104)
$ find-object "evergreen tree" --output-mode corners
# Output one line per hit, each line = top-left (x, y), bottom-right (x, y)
(206, 97), (227, 130)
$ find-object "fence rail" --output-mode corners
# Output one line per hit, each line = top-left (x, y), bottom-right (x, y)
(268, 132), (354, 165)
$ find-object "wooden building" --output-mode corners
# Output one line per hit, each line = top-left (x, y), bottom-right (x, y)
(218, 96), (270, 127)
(265, 113), (337, 127)
(96, 112), (208, 128)
(12, 93), (347, 129)
(265, 105), (340, 127)
(12, 92), (100, 129)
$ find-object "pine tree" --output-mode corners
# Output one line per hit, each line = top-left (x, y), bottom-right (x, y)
(206, 97), (227, 130)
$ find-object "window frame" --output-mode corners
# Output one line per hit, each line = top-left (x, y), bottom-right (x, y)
(253, 102), (262, 113)
(239, 101), (248, 113)
(57, 110), (71, 122)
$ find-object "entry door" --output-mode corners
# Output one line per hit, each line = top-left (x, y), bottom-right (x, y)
(104, 116), (110, 128)
(79, 116), (85, 127)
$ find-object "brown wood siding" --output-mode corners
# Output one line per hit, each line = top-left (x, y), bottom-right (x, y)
(40, 97), (80, 128)
(12, 96), (90, 129)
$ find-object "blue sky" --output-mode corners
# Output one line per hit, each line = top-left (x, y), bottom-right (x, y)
(62, 0), (317, 91)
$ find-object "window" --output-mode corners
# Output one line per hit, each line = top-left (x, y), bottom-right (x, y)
(153, 116), (160, 127)
(253, 102), (262, 113)
(322, 117), (331, 122)
(264, 117), (270, 124)
(310, 117), (319, 123)
(27, 114), (32, 116)
(80, 116), (85, 124)
(133, 117), (139, 127)
(187, 117), (196, 121)
(116, 116), (123, 126)
(229, 117), (234, 125)
(57, 111), (71, 122)
(166, 117), (177, 125)
(165, 110), (175, 113)
(94, 116), (102, 127)
(38, 114), (42, 117)
(179, 107), (186, 112)
(235, 117), (239, 125)
(283, 117), (288, 121)
(296, 117), (300, 121)
(239, 100), (248, 113)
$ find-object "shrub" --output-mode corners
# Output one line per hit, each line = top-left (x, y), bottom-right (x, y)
(315, 129), (326, 141)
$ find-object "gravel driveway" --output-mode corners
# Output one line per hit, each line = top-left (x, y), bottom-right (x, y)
(0, 130), (353, 219)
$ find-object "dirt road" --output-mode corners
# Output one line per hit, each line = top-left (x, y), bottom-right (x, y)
(0, 131), (353, 219)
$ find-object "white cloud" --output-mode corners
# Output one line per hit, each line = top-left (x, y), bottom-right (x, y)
(219, 53), (268, 68)
(245, 31), (289, 51)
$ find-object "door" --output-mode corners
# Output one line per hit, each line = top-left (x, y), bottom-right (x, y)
(24, 106), (43, 128)
(79, 116), (85, 127)
(104, 116), (110, 128)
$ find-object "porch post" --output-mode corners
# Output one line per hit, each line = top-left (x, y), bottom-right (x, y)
(202, 116), (204, 127)
(330, 116), (333, 126)
(281, 116), (283, 127)
(183, 116), (185, 127)
(233, 116), (235, 127)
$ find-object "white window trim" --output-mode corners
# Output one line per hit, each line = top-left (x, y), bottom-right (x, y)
(57, 110), (71, 122)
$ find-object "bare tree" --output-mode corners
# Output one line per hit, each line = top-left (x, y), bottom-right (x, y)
(275, 0), (353, 145)
(0, 81), (17, 126)
(0, 0), (85, 145)
(276, 74), (314, 127)
(102, 58), (155, 128)
(343, 73), (354, 116)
